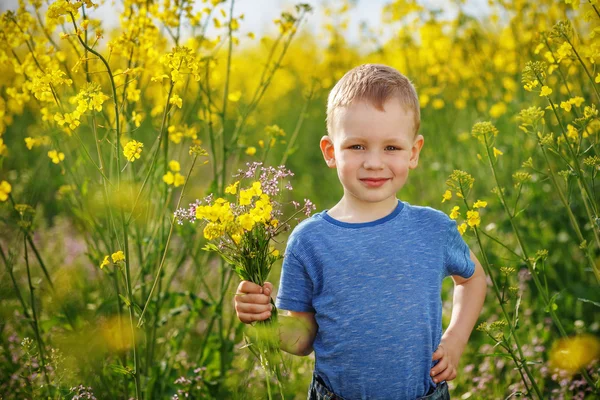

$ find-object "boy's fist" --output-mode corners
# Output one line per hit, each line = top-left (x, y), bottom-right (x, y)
(234, 280), (274, 324)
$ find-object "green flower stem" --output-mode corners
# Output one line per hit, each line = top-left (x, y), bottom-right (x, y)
(547, 97), (597, 215)
(219, 0), (236, 195)
(23, 235), (52, 397)
(226, 7), (310, 151)
(137, 153), (201, 326)
(483, 135), (599, 393)
(69, 13), (142, 398)
(538, 142), (599, 281)
(280, 81), (316, 165)
(563, 37), (600, 104)
(126, 80), (175, 227)
(0, 244), (34, 329)
(456, 183), (541, 398)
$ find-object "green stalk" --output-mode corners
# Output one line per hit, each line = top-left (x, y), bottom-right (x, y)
(137, 153), (201, 325)
(69, 13), (142, 398)
(482, 134), (599, 393)
(23, 235), (52, 397)
(538, 143), (599, 282)
(563, 37), (600, 104)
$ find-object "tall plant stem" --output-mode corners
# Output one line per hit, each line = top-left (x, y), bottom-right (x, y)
(483, 135), (599, 393)
(23, 235), (52, 397)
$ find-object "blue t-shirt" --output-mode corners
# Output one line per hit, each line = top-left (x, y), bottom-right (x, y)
(275, 199), (475, 400)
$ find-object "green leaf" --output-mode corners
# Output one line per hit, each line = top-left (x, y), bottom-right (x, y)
(577, 297), (600, 308)
(119, 294), (131, 307)
(110, 364), (134, 376)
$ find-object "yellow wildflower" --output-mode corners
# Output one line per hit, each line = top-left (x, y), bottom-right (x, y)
(0, 181), (12, 202)
(560, 101), (572, 112)
(466, 210), (481, 227)
(567, 124), (579, 140)
(228, 91), (242, 102)
(548, 334), (600, 376)
(169, 160), (181, 172)
(569, 97), (585, 107)
(442, 190), (453, 203)
(48, 150), (65, 164)
(169, 94), (183, 109)
(473, 200), (488, 209)
(225, 181), (240, 195)
(493, 147), (504, 158)
(123, 140), (143, 162)
(449, 206), (460, 220)
(100, 255), (110, 269)
(237, 213), (255, 231)
(457, 223), (467, 236)
(111, 251), (125, 263)
(246, 146), (257, 156)
(540, 86), (553, 97)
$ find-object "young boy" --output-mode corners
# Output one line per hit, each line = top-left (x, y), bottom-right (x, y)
(234, 64), (487, 400)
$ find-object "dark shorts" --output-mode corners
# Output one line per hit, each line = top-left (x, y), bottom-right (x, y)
(307, 373), (451, 400)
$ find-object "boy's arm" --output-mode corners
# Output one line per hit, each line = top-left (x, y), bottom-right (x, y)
(277, 310), (318, 356)
(443, 250), (487, 354)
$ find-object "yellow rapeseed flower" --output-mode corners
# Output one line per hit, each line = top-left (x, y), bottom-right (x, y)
(560, 101), (572, 112)
(493, 147), (504, 158)
(442, 190), (452, 203)
(245, 146), (257, 156)
(548, 334), (600, 376)
(48, 150), (65, 164)
(473, 200), (488, 209)
(100, 255), (110, 269)
(237, 213), (255, 231)
(111, 251), (125, 263)
(169, 160), (181, 172)
(449, 206), (460, 220)
(467, 210), (481, 227)
(457, 223), (467, 236)
(540, 86), (553, 97)
(225, 181), (240, 195)
(123, 140), (143, 162)
(0, 180), (12, 202)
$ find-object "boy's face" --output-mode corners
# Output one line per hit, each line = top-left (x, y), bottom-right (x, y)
(320, 97), (424, 210)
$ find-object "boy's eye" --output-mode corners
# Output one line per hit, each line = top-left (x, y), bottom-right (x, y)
(385, 146), (400, 151)
(349, 145), (364, 150)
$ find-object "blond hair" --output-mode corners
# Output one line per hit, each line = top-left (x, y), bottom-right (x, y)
(326, 64), (420, 136)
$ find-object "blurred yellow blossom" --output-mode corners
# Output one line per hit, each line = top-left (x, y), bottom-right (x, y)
(540, 86), (553, 97)
(226, 181), (240, 194)
(442, 190), (452, 202)
(48, 150), (65, 164)
(169, 160), (181, 172)
(0, 181), (11, 202)
(457, 223), (467, 236)
(100, 255), (110, 269)
(123, 140), (143, 162)
(493, 147), (504, 158)
(111, 251), (125, 263)
(548, 334), (600, 376)
(449, 206), (460, 220)
(473, 200), (488, 209)
(467, 210), (481, 227)
(246, 146), (257, 156)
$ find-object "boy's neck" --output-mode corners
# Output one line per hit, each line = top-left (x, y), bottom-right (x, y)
(326, 196), (399, 223)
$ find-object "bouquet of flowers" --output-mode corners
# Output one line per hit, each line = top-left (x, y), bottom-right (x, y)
(176, 162), (315, 398)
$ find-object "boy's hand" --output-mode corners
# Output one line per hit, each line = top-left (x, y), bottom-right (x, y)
(234, 281), (274, 324)
(430, 336), (464, 383)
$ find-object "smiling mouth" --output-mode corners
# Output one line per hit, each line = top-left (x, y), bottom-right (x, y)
(360, 178), (390, 187)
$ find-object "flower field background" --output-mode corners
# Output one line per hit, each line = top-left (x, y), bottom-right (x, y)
(1, 0), (600, 398)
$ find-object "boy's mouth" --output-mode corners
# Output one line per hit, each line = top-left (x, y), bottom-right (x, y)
(360, 178), (390, 187)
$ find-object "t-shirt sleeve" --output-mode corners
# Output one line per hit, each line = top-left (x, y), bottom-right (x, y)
(444, 219), (476, 279)
(275, 250), (315, 312)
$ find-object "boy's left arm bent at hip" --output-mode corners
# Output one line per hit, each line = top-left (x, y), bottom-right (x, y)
(430, 250), (487, 384)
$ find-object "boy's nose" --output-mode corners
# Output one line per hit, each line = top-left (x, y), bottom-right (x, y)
(363, 152), (384, 169)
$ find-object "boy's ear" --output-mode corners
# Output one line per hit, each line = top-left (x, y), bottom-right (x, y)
(409, 134), (424, 169)
(320, 135), (336, 168)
